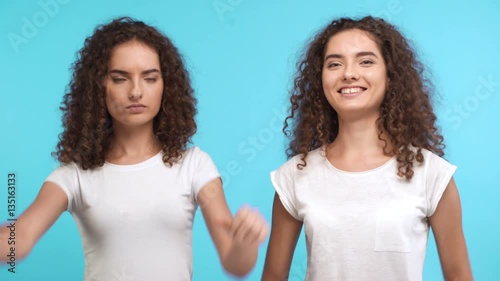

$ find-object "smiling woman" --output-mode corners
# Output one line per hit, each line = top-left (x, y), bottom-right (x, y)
(262, 16), (474, 281)
(0, 16), (268, 281)
(322, 29), (388, 121)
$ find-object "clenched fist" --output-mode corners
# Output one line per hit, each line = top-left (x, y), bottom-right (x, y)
(223, 205), (269, 246)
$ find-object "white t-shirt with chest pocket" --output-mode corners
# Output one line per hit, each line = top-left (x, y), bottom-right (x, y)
(271, 146), (456, 281)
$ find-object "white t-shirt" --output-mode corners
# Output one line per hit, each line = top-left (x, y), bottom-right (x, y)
(46, 147), (220, 281)
(271, 146), (456, 281)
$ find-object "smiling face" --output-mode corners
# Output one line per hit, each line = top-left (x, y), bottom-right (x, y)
(322, 28), (388, 119)
(103, 40), (164, 129)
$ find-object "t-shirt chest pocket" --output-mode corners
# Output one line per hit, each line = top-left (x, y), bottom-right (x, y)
(374, 200), (417, 253)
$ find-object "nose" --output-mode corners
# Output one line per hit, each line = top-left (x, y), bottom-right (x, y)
(342, 63), (359, 81)
(128, 81), (143, 100)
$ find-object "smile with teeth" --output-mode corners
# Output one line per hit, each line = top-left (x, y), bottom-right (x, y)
(339, 87), (366, 94)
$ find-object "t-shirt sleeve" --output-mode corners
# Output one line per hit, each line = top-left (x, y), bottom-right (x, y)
(191, 147), (221, 199)
(270, 157), (300, 220)
(45, 163), (80, 213)
(425, 151), (457, 217)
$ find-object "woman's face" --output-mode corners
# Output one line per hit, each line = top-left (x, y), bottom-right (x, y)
(321, 28), (388, 119)
(103, 40), (164, 129)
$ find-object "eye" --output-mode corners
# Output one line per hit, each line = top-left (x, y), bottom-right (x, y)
(360, 60), (374, 65)
(111, 77), (126, 83)
(145, 78), (157, 83)
(327, 62), (341, 68)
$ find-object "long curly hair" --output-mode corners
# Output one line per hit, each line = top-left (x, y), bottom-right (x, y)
(284, 16), (444, 179)
(53, 17), (196, 169)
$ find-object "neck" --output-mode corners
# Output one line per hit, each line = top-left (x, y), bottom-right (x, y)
(108, 123), (161, 161)
(330, 113), (392, 158)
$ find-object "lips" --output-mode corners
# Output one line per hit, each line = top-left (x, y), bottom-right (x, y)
(127, 104), (146, 109)
(337, 86), (367, 94)
(126, 104), (147, 113)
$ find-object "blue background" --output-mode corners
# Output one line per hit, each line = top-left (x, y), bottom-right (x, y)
(0, 0), (499, 280)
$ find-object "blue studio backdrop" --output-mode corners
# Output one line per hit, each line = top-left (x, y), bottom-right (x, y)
(0, 0), (499, 280)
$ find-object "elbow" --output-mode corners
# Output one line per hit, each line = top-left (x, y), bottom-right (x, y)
(443, 270), (474, 281)
(2, 247), (31, 263)
(444, 275), (474, 281)
(444, 277), (473, 281)
(442, 262), (474, 281)
(262, 267), (290, 281)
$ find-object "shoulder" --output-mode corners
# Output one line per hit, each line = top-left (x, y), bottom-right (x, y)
(45, 162), (83, 200)
(409, 147), (456, 180)
(49, 162), (79, 177)
(304, 146), (327, 167)
(181, 146), (212, 162)
(405, 145), (452, 167)
(177, 146), (218, 171)
(49, 161), (106, 182)
(274, 146), (325, 176)
(418, 148), (453, 167)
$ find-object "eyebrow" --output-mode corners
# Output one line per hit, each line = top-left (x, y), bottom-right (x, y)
(108, 69), (161, 75)
(324, 51), (379, 61)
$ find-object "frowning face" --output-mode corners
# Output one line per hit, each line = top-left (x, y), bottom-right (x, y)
(104, 40), (164, 129)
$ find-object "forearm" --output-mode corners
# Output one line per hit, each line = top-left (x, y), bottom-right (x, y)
(443, 263), (473, 281)
(0, 183), (66, 263)
(221, 242), (259, 277)
(262, 268), (289, 281)
(0, 223), (31, 262)
(444, 274), (474, 281)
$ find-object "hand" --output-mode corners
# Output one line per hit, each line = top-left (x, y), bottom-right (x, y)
(223, 205), (269, 247)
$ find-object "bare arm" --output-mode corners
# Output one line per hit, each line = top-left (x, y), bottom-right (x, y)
(262, 192), (303, 281)
(429, 177), (473, 281)
(197, 178), (268, 277)
(0, 182), (67, 261)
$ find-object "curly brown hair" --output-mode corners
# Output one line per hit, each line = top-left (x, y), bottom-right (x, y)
(284, 16), (444, 179)
(53, 17), (196, 169)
